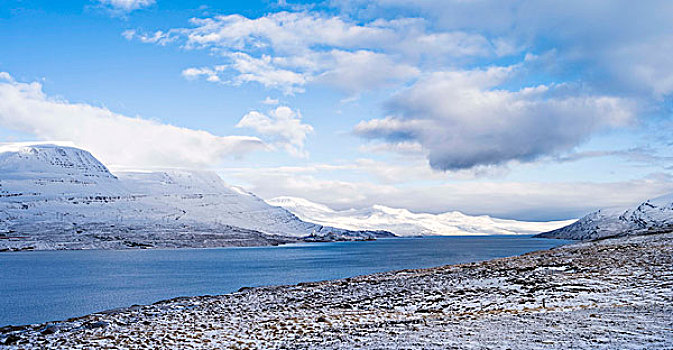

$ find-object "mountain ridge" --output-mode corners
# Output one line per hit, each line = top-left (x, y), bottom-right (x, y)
(0, 144), (390, 251)
(535, 193), (673, 240)
(267, 196), (574, 236)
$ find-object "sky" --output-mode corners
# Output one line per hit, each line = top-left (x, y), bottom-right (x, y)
(1, 0), (672, 221)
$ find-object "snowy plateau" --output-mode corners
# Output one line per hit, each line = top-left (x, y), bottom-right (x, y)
(267, 196), (574, 237)
(0, 144), (389, 251)
(536, 193), (673, 240)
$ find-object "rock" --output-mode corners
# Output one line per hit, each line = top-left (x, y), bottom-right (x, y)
(1, 334), (20, 345)
(84, 321), (108, 329)
(40, 325), (59, 335)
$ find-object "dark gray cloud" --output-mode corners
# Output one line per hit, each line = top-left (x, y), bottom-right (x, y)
(355, 67), (636, 170)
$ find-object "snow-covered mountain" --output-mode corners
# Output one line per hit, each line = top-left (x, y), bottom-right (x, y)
(0, 144), (388, 251)
(267, 196), (575, 236)
(536, 193), (673, 240)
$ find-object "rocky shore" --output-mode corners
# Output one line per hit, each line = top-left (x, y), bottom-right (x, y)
(0, 223), (392, 252)
(1, 233), (671, 349)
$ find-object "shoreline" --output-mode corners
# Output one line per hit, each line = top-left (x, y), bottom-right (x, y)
(0, 235), (566, 329)
(0, 233), (548, 253)
(1, 232), (671, 348)
(0, 234), (384, 253)
(0, 235), (565, 328)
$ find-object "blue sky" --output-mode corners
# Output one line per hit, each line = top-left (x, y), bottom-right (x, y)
(1, 0), (672, 220)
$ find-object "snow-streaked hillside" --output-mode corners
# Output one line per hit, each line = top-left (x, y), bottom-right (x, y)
(0, 144), (387, 251)
(267, 196), (575, 236)
(536, 193), (673, 240)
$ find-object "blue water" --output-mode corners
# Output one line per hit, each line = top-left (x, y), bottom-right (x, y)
(0, 236), (570, 327)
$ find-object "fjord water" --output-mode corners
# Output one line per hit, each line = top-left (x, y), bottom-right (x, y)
(0, 236), (569, 327)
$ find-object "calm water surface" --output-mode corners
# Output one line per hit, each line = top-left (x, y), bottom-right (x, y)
(0, 236), (570, 326)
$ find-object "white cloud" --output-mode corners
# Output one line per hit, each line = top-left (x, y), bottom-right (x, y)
(355, 65), (636, 170)
(180, 13), (494, 59)
(315, 50), (419, 94)
(181, 66), (225, 82)
(178, 48), (419, 95)
(358, 141), (424, 157)
(97, 0), (154, 12)
(182, 54), (308, 94)
(126, 2), (673, 104)
(236, 106), (313, 157)
(129, 11), (497, 94)
(183, 12), (396, 53)
(261, 97), (280, 105)
(608, 36), (673, 98)
(122, 29), (174, 45)
(0, 73), (267, 168)
(227, 53), (308, 94)
(358, 0), (673, 98)
(182, 49), (419, 95)
(395, 30), (495, 61)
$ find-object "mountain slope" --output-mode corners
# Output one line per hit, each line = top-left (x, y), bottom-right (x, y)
(267, 196), (574, 236)
(0, 144), (387, 251)
(535, 193), (673, 240)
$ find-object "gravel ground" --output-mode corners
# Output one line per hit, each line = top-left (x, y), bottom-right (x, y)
(1, 233), (672, 349)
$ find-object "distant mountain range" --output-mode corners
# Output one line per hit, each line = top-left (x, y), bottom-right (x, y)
(267, 196), (574, 236)
(536, 193), (673, 240)
(0, 143), (388, 251)
(3, 142), (649, 251)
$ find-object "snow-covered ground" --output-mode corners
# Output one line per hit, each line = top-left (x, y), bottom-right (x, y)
(268, 196), (574, 236)
(537, 193), (673, 240)
(2, 232), (671, 349)
(0, 144), (386, 251)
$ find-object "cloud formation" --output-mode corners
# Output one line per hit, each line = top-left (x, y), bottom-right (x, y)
(236, 106), (313, 157)
(355, 66), (636, 170)
(351, 0), (673, 98)
(150, 3), (673, 98)
(97, 0), (154, 12)
(128, 11), (492, 94)
(314, 50), (419, 94)
(124, 2), (672, 172)
(261, 97), (280, 105)
(0, 73), (266, 168)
